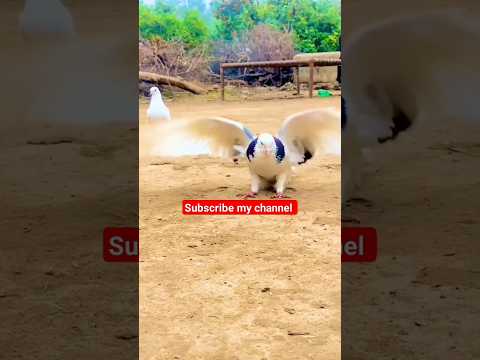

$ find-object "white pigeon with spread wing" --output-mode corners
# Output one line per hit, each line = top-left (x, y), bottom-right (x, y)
(147, 87), (171, 122)
(19, 0), (75, 41)
(154, 108), (340, 198)
(341, 10), (480, 201)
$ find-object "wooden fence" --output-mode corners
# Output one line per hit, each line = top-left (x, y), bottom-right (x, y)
(220, 59), (341, 100)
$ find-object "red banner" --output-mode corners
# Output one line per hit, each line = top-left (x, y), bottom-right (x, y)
(342, 227), (378, 262)
(103, 227), (139, 262)
(182, 199), (298, 215)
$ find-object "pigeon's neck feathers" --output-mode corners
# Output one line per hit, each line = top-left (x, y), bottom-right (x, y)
(273, 137), (286, 162)
(246, 138), (258, 161)
(247, 135), (286, 163)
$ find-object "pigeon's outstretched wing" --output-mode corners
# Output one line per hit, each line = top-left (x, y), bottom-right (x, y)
(153, 117), (256, 158)
(278, 108), (341, 165)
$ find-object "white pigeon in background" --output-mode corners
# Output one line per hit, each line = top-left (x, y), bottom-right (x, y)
(154, 108), (340, 198)
(19, 0), (75, 41)
(147, 87), (171, 122)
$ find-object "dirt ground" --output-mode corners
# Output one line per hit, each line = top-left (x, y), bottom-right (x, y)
(342, 117), (480, 359)
(139, 94), (341, 359)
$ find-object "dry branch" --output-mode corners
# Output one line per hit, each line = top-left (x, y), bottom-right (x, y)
(139, 71), (207, 95)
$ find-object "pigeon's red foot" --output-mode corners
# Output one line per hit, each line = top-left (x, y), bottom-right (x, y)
(271, 193), (290, 199)
(237, 192), (257, 199)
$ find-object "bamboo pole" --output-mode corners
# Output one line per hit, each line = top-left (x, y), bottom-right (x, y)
(295, 66), (300, 95)
(220, 59), (340, 69)
(309, 60), (315, 98)
(220, 67), (225, 101)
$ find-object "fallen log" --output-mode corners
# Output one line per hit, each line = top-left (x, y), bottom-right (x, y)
(139, 71), (207, 95)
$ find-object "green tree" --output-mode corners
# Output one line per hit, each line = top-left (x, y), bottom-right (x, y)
(182, 10), (210, 47)
(262, 0), (340, 52)
(139, 5), (185, 41)
(139, 4), (210, 48)
(211, 0), (260, 40)
(139, 0), (341, 52)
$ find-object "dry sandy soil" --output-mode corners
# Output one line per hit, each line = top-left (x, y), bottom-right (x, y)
(342, 116), (480, 359)
(140, 95), (341, 359)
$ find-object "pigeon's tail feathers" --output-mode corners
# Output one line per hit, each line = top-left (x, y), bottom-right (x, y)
(152, 117), (253, 159)
(279, 108), (341, 165)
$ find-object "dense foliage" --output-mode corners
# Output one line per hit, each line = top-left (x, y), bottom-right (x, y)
(139, 6), (209, 48)
(139, 0), (340, 53)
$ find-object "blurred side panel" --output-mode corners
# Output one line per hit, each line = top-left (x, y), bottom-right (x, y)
(0, 0), (138, 358)
(342, 1), (480, 358)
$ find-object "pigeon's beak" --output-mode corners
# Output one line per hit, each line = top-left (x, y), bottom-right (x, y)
(261, 146), (273, 156)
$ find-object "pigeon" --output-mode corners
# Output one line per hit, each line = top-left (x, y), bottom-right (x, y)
(19, 0), (76, 42)
(147, 87), (171, 122)
(153, 108), (340, 198)
(24, 37), (138, 126)
(341, 9), (480, 201)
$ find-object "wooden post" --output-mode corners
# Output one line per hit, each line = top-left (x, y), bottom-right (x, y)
(309, 60), (314, 98)
(220, 66), (225, 101)
(295, 66), (300, 95)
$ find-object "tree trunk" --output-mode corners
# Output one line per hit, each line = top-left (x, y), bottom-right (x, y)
(139, 71), (207, 95)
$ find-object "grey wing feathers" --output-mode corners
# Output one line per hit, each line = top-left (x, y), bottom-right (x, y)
(242, 125), (256, 142)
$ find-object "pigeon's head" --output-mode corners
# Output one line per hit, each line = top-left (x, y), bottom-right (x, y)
(256, 133), (276, 156)
(149, 86), (161, 98)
